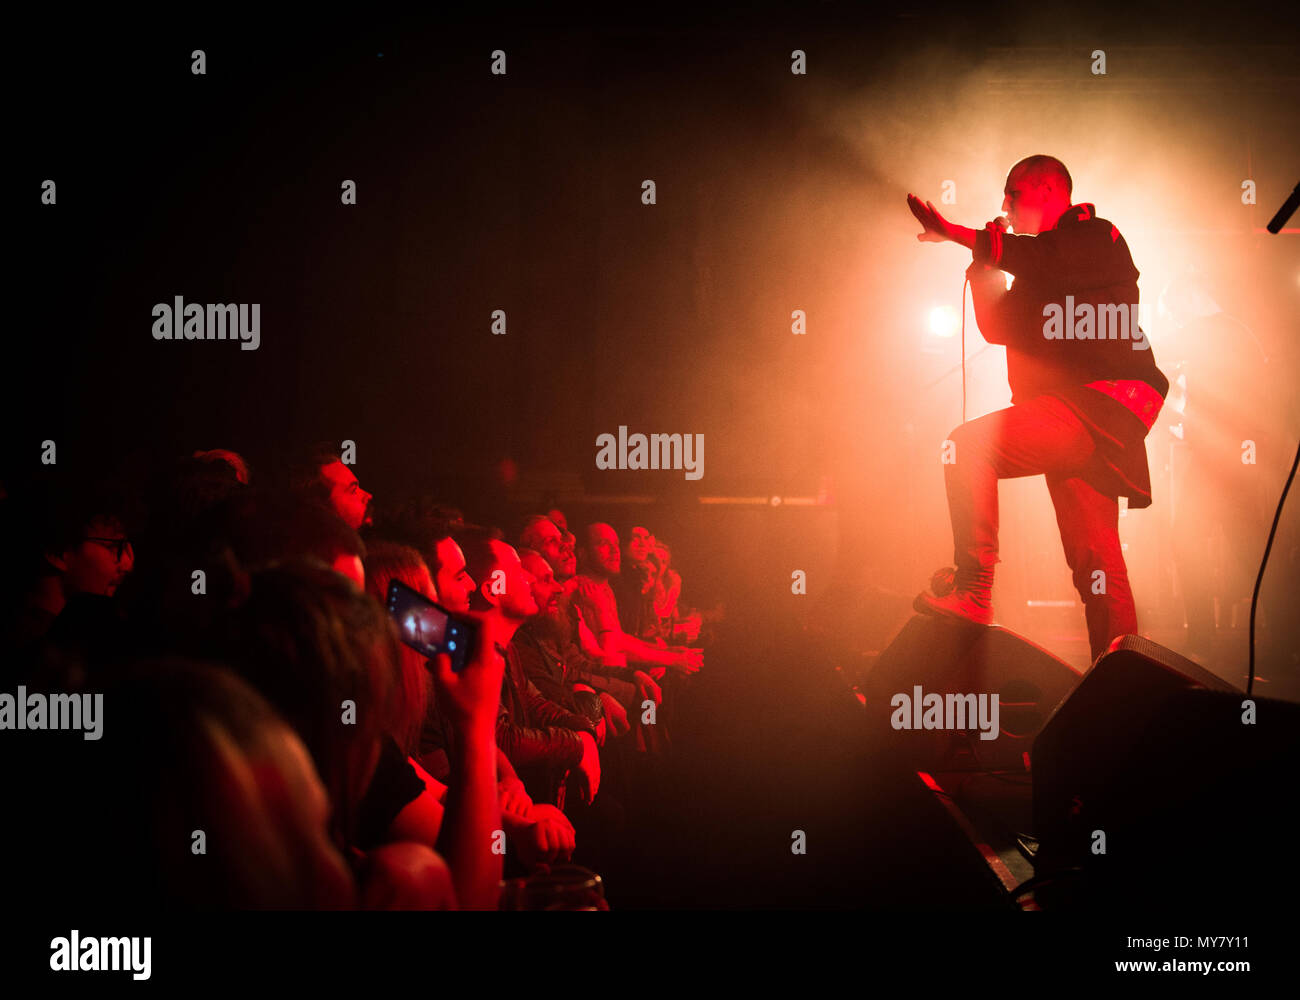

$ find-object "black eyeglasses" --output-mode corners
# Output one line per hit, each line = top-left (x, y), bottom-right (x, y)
(84, 536), (132, 560)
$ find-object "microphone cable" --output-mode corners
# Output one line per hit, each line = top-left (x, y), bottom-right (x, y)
(961, 276), (970, 425)
(1249, 437), (1299, 698)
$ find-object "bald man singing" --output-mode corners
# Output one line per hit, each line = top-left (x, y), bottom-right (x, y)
(906, 155), (1169, 662)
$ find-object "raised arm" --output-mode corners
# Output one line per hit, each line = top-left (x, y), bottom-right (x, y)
(427, 634), (505, 911)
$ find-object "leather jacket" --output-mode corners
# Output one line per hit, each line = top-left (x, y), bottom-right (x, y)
(514, 623), (605, 728)
(496, 642), (595, 800)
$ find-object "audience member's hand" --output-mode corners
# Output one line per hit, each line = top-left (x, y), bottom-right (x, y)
(675, 613), (702, 643)
(574, 731), (601, 804)
(647, 666), (667, 683)
(632, 670), (662, 706)
(672, 648), (704, 675)
(594, 716), (607, 747)
(599, 692), (630, 738)
(518, 804), (576, 868)
(498, 775), (533, 819)
(428, 621), (503, 736)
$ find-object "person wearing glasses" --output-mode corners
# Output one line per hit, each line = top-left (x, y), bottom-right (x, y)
(52, 515), (135, 599)
(7, 506), (135, 648)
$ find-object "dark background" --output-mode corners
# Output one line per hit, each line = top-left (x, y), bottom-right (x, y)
(5, 0), (1300, 939)
(11, 0), (1300, 675)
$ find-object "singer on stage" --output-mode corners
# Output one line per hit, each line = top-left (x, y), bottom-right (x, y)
(907, 155), (1169, 662)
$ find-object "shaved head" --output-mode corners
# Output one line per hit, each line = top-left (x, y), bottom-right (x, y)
(1003, 155), (1073, 235)
(1009, 155), (1072, 198)
(581, 522), (621, 577)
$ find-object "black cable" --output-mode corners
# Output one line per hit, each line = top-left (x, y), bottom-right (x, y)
(961, 277), (970, 425)
(1248, 437), (1299, 697)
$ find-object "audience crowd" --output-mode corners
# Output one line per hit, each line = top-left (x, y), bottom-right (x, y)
(1, 445), (713, 909)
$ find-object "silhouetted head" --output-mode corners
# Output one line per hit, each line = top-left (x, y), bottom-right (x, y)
(581, 523), (621, 578)
(1002, 155), (1072, 235)
(294, 443), (373, 531)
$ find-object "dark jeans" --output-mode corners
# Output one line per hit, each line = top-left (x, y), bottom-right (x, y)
(946, 393), (1136, 662)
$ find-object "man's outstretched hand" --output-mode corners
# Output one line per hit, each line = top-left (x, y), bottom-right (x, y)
(907, 193), (955, 243)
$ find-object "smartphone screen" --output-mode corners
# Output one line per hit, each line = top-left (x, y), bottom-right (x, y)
(386, 579), (475, 672)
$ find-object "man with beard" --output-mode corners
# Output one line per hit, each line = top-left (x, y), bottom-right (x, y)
(515, 550), (633, 741)
(518, 518), (663, 713)
(520, 514), (577, 583)
(292, 442), (375, 533)
(520, 513), (618, 662)
(455, 526), (602, 807)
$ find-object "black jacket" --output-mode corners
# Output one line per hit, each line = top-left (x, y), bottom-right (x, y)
(496, 642), (594, 803)
(968, 203), (1169, 506)
(513, 623), (605, 727)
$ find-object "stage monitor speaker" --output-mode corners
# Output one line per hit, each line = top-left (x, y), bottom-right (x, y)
(859, 614), (1082, 772)
(1031, 634), (1300, 880)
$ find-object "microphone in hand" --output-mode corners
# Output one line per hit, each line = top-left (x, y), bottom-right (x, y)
(968, 216), (1010, 275)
